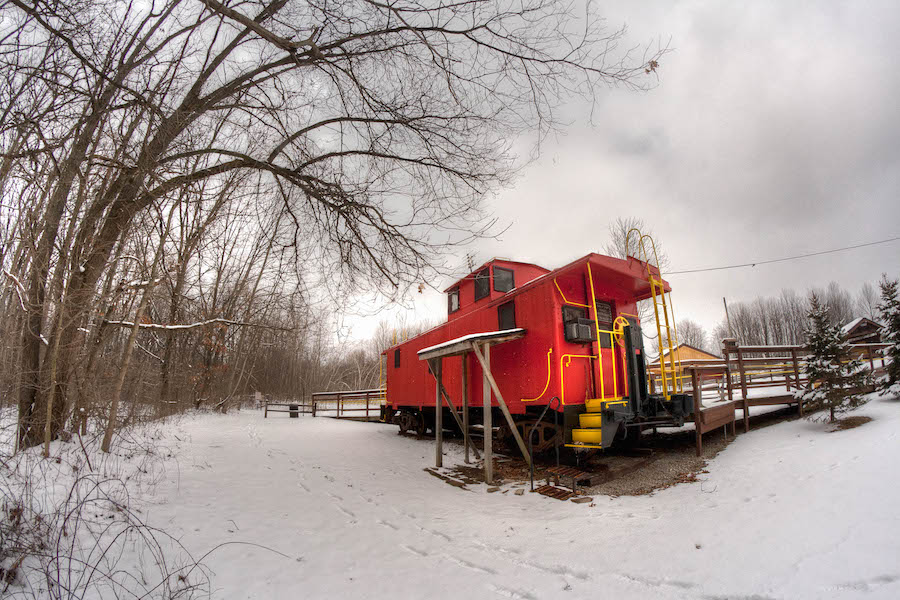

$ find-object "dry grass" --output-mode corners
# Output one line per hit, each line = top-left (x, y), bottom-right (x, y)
(827, 415), (873, 432)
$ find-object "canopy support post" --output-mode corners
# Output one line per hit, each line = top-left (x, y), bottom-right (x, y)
(471, 342), (532, 469)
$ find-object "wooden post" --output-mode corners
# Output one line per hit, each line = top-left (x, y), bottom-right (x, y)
(691, 368), (702, 456)
(366, 395), (370, 420)
(723, 339), (735, 401)
(867, 346), (875, 372)
(436, 379), (481, 460)
(694, 405), (703, 455)
(691, 368), (701, 411)
(264, 402), (268, 418)
(785, 354), (792, 391)
(433, 358), (443, 468)
(791, 349), (803, 416)
(471, 342), (532, 469)
(737, 346), (748, 400)
(462, 356), (470, 464)
(481, 343), (493, 484)
(725, 364), (733, 401)
(312, 400), (316, 417)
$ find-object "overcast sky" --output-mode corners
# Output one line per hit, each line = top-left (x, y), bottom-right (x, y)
(341, 1), (900, 343)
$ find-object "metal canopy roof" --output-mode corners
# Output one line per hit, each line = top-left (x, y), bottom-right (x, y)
(416, 328), (526, 361)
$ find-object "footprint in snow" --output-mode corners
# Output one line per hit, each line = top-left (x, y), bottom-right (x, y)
(335, 505), (356, 521)
(826, 574), (899, 592)
(445, 554), (495, 575)
(490, 585), (537, 600)
(401, 545), (429, 557)
(415, 524), (451, 541)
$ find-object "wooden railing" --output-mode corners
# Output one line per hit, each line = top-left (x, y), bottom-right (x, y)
(651, 341), (889, 405)
(678, 340), (889, 455)
(311, 388), (385, 421)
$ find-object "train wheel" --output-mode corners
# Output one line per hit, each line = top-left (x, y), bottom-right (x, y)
(396, 411), (415, 434)
(414, 411), (427, 437)
(502, 420), (562, 454)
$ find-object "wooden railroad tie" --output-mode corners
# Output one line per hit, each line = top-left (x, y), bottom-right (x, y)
(544, 465), (596, 492)
(534, 484), (577, 501)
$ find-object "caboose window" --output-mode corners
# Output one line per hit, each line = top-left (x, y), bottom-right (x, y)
(595, 300), (613, 348)
(595, 300), (613, 327)
(394, 348), (401, 368)
(474, 267), (490, 301)
(493, 267), (514, 293)
(498, 301), (516, 330)
(448, 287), (460, 313)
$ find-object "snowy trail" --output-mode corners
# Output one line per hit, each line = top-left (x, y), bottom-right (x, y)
(147, 396), (900, 599)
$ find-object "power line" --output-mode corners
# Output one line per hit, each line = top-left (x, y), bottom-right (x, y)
(668, 235), (900, 275)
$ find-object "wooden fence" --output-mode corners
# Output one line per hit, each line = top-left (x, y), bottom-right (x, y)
(311, 388), (385, 421)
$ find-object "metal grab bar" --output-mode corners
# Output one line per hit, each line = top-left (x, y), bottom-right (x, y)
(529, 396), (562, 492)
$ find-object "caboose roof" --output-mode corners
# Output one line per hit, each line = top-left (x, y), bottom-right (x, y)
(524, 253), (669, 301)
(441, 254), (666, 299)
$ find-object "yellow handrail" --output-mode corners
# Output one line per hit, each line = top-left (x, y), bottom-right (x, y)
(559, 354), (597, 405)
(522, 348), (553, 402)
(586, 263), (608, 398)
(624, 228), (683, 400)
(554, 278), (590, 308)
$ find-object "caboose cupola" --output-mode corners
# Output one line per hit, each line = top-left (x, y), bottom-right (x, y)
(444, 258), (549, 321)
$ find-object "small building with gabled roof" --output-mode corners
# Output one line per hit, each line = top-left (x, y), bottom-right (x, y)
(841, 317), (883, 345)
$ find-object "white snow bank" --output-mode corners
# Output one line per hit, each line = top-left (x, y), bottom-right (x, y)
(130, 393), (900, 599)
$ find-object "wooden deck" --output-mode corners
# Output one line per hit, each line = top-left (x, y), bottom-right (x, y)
(685, 340), (888, 455)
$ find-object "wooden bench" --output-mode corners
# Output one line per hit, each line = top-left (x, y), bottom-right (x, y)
(693, 400), (738, 456)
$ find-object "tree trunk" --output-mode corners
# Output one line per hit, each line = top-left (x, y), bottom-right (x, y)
(101, 207), (173, 452)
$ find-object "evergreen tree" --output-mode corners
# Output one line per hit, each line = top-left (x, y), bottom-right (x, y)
(876, 274), (900, 390)
(802, 293), (870, 422)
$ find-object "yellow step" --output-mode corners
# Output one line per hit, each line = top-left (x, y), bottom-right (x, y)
(585, 397), (627, 412)
(572, 428), (602, 445)
(565, 443), (604, 450)
(578, 413), (603, 428)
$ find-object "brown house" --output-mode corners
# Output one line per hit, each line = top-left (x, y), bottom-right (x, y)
(841, 317), (883, 345)
(649, 343), (721, 375)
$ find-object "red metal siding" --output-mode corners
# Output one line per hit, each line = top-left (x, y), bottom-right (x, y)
(386, 255), (654, 414)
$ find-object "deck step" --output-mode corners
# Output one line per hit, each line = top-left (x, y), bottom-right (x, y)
(578, 413), (603, 428)
(571, 428), (602, 445)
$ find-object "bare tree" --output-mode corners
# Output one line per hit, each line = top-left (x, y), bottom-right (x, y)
(603, 217), (670, 270)
(2, 0), (665, 448)
(604, 216), (670, 333)
(856, 282), (880, 322)
(675, 319), (708, 351)
(654, 318), (708, 356)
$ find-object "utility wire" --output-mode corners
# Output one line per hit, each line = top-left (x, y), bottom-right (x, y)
(668, 235), (900, 275)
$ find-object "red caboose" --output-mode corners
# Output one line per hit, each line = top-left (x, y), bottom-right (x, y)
(383, 252), (692, 456)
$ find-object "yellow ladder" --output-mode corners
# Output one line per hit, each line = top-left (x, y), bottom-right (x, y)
(625, 229), (683, 400)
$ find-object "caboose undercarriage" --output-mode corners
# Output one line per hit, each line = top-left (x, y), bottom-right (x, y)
(387, 321), (694, 458)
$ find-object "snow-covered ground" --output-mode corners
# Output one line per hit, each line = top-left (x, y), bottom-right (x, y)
(5, 392), (899, 599)
(132, 392), (900, 600)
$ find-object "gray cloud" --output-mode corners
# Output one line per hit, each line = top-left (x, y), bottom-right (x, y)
(348, 1), (900, 341)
